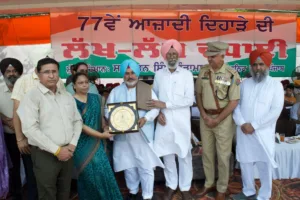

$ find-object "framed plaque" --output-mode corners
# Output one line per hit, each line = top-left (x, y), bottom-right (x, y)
(107, 101), (139, 134)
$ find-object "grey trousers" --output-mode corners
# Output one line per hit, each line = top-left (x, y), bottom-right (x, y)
(31, 147), (73, 200)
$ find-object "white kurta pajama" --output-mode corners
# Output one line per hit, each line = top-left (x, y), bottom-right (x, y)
(153, 67), (194, 191)
(105, 83), (164, 199)
(233, 76), (284, 200)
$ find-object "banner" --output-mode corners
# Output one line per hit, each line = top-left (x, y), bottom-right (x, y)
(50, 11), (297, 78)
(0, 15), (50, 46)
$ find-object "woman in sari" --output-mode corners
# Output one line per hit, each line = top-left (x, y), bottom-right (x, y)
(72, 72), (122, 200)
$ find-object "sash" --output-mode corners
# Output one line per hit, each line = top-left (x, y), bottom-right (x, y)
(136, 81), (152, 111)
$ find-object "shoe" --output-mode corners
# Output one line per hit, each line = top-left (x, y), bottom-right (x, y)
(181, 191), (194, 200)
(126, 193), (138, 200)
(215, 192), (226, 200)
(195, 186), (216, 197)
(232, 192), (257, 200)
(163, 187), (176, 200)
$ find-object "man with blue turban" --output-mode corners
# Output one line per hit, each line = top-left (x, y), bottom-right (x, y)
(105, 59), (164, 200)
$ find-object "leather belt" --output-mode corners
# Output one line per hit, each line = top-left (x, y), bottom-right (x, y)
(204, 108), (224, 115)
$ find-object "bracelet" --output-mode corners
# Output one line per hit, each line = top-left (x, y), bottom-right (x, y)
(54, 147), (61, 156)
(16, 137), (25, 143)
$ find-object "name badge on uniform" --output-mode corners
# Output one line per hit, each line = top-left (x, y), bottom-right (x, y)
(215, 76), (231, 86)
(202, 71), (209, 80)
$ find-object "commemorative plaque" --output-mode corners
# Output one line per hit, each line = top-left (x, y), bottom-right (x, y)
(107, 101), (139, 134)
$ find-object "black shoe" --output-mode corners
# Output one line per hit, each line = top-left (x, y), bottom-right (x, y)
(126, 193), (138, 200)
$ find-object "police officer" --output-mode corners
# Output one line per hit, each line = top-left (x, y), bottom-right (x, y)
(195, 42), (240, 200)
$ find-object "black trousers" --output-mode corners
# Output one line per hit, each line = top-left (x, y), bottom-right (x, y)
(4, 133), (38, 200)
(4, 133), (22, 200)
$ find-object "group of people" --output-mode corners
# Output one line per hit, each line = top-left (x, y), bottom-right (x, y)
(0, 38), (284, 200)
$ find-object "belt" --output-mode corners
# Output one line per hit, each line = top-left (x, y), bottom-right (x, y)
(204, 108), (224, 115)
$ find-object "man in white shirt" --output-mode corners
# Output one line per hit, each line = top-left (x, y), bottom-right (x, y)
(105, 59), (164, 200)
(17, 58), (83, 200)
(11, 58), (66, 200)
(232, 49), (284, 200)
(148, 39), (194, 200)
(0, 58), (24, 199)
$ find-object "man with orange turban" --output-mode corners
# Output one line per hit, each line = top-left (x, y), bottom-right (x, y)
(147, 39), (194, 200)
(232, 49), (284, 200)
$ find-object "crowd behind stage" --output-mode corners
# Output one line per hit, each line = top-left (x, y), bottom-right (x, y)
(0, 39), (298, 200)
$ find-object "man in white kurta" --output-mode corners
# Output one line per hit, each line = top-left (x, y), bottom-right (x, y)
(105, 59), (164, 200)
(148, 39), (194, 200)
(232, 49), (284, 200)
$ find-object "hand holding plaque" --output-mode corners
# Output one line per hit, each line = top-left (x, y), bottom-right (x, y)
(107, 101), (139, 134)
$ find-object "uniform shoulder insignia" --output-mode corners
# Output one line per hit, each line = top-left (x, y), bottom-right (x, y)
(200, 65), (209, 74)
(201, 64), (209, 70)
(200, 65), (210, 79)
(225, 65), (238, 75)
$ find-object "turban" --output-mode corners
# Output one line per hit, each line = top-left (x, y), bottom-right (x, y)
(106, 83), (113, 88)
(281, 80), (290, 87)
(249, 49), (273, 67)
(0, 58), (23, 75)
(161, 39), (182, 60)
(120, 59), (140, 77)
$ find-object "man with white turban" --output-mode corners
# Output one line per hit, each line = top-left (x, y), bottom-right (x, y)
(232, 49), (284, 200)
(105, 59), (164, 200)
(147, 39), (194, 200)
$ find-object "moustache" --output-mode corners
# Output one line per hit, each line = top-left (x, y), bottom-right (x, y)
(5, 75), (19, 85)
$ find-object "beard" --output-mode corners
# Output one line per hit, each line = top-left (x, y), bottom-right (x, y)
(125, 79), (138, 87)
(4, 75), (19, 87)
(167, 59), (178, 69)
(250, 68), (269, 83)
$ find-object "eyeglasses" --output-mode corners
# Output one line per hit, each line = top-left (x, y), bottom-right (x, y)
(39, 70), (58, 76)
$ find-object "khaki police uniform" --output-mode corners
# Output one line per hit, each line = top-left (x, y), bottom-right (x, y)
(195, 42), (240, 193)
